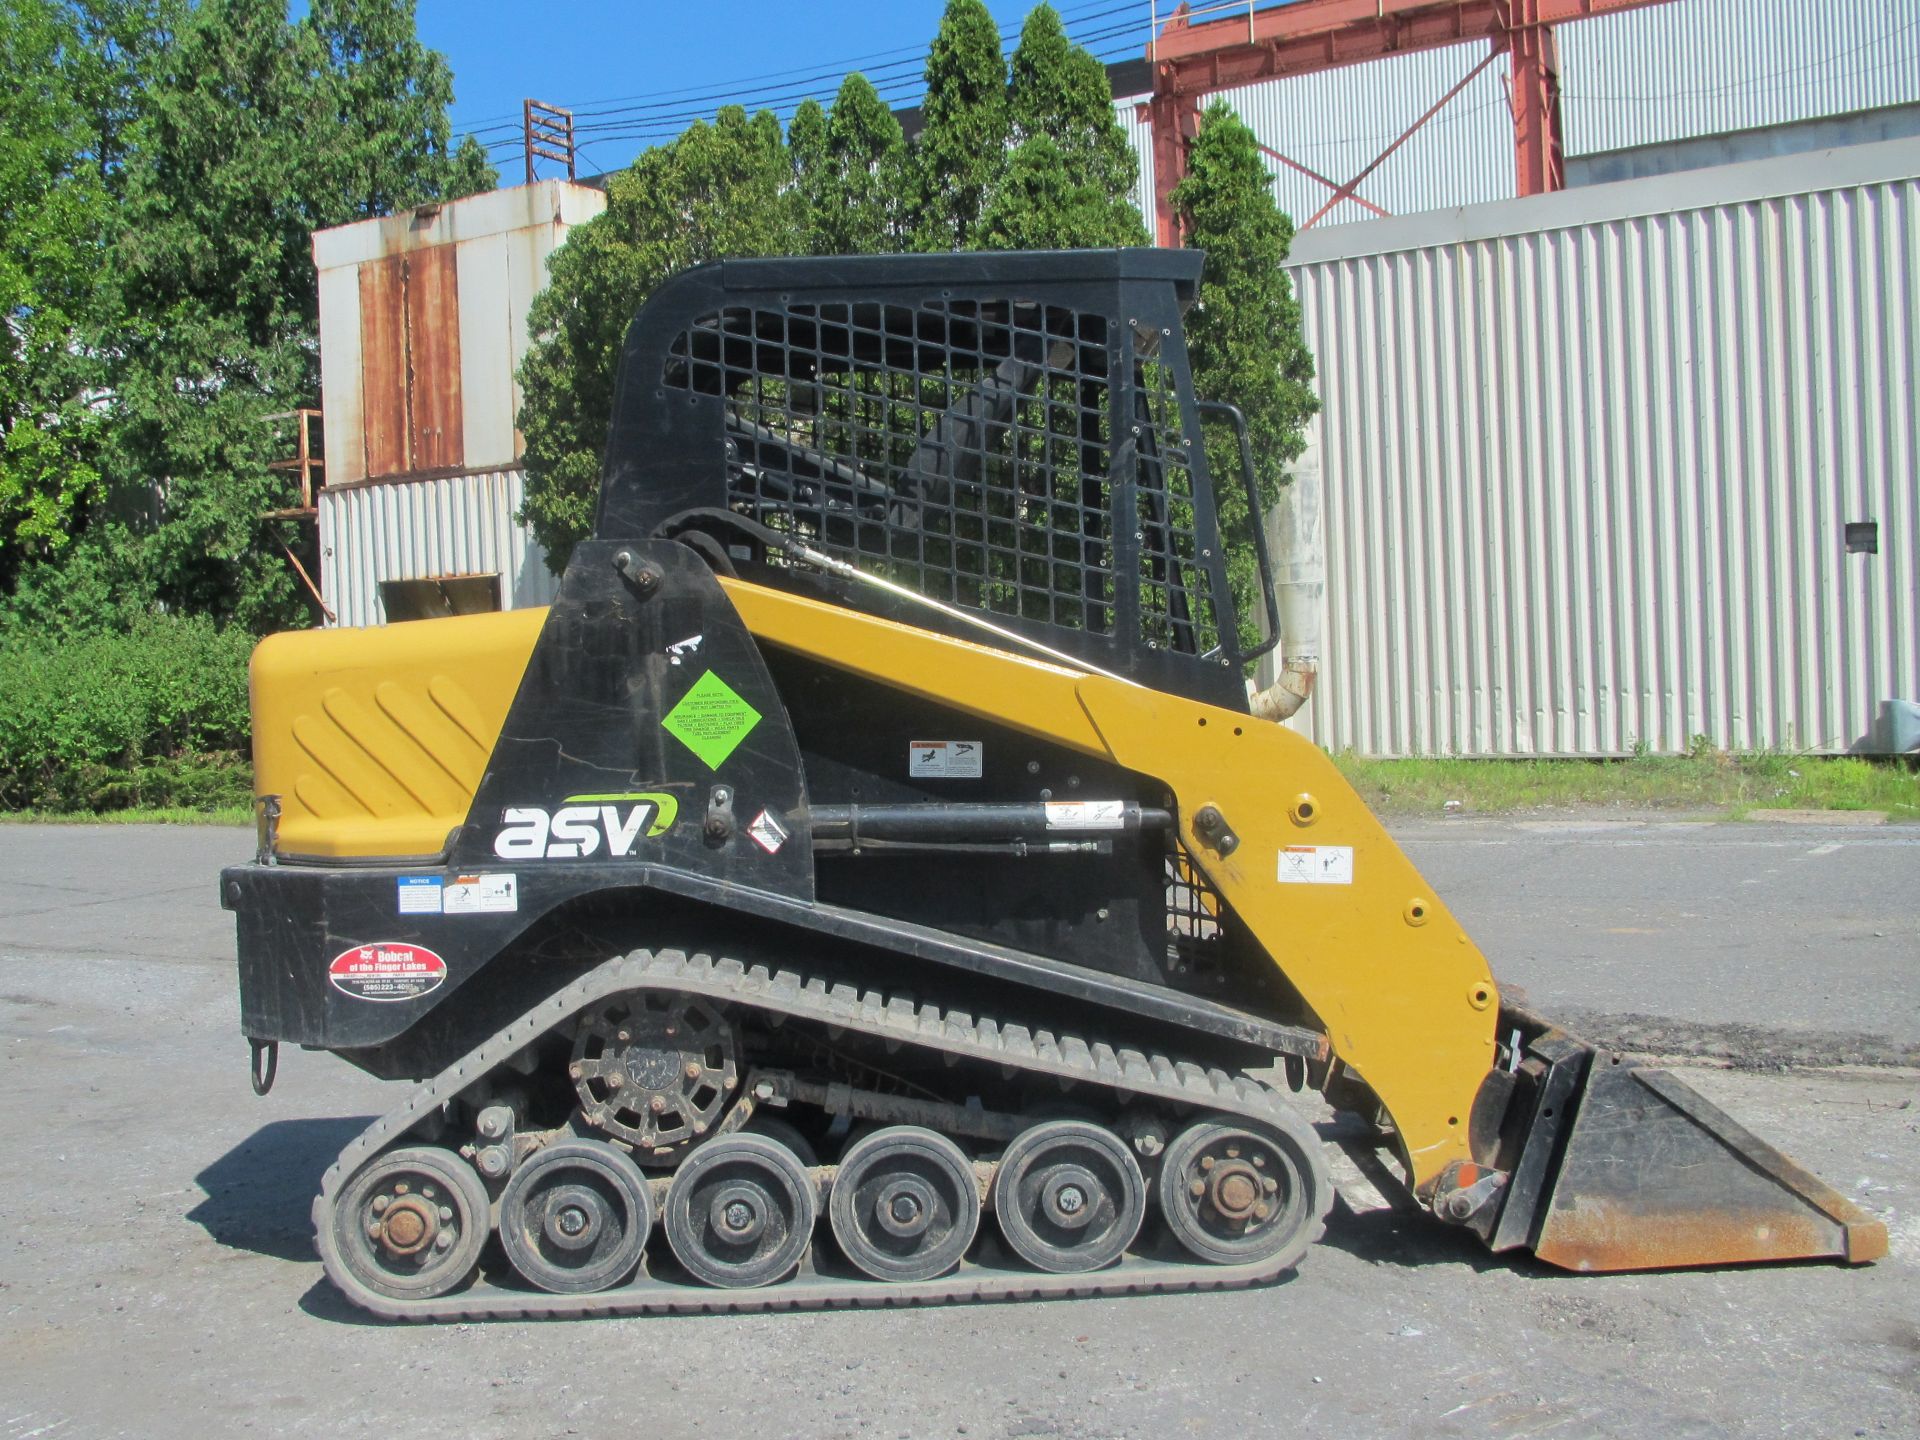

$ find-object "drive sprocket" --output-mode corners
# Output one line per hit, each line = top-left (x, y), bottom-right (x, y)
(569, 992), (739, 1161)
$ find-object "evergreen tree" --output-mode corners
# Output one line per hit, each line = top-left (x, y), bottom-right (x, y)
(1172, 101), (1318, 646)
(976, 136), (1113, 250)
(1004, 3), (1144, 245)
(910, 0), (1007, 251)
(306, 0), (491, 221)
(822, 73), (907, 254)
(518, 107), (801, 568)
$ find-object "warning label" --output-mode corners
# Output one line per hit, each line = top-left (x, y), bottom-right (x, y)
(909, 739), (983, 778)
(747, 808), (790, 855)
(328, 942), (448, 1003)
(1277, 845), (1355, 886)
(662, 670), (763, 770)
(1044, 800), (1126, 830)
(445, 873), (518, 915)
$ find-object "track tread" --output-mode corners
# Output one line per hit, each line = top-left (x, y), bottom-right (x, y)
(311, 947), (1331, 1322)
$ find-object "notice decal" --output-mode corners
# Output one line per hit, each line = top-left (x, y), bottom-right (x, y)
(328, 942), (449, 1003)
(396, 875), (444, 915)
(909, 739), (983, 779)
(1277, 845), (1355, 886)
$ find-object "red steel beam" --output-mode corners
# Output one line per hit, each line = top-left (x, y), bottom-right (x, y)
(1505, 0), (1567, 194)
(1146, 0), (1673, 240)
(1148, 90), (1202, 245)
(1256, 141), (1392, 219)
(1151, 0), (1669, 93)
(1300, 47), (1497, 229)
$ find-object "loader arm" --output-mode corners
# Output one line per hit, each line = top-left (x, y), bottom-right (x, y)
(721, 575), (1496, 1192)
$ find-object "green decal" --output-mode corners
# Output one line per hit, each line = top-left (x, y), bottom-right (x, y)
(661, 671), (762, 771)
(563, 791), (680, 836)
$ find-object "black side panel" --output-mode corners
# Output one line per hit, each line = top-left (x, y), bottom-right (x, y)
(450, 537), (812, 904)
(763, 648), (1172, 984)
(222, 857), (1319, 1067)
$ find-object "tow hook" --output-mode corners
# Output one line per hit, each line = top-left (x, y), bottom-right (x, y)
(249, 1038), (279, 1096)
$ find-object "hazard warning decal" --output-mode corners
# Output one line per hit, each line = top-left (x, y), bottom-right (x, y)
(328, 941), (449, 1003)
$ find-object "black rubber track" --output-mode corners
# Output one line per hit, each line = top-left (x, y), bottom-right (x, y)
(311, 949), (1332, 1321)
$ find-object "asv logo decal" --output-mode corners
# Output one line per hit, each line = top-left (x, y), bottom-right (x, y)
(493, 792), (679, 860)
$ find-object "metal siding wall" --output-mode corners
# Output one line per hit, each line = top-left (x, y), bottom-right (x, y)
(1120, 100), (1155, 230)
(1115, 0), (1920, 227)
(1562, 0), (1920, 157)
(1116, 43), (1513, 229)
(1217, 44), (1515, 226)
(316, 265), (364, 484)
(1289, 157), (1920, 755)
(455, 232), (515, 468)
(317, 469), (558, 629)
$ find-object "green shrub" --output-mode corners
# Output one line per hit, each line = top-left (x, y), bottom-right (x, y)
(0, 615), (253, 811)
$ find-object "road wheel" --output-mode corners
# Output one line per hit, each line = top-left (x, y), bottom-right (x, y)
(664, 1133), (815, 1287)
(991, 1120), (1144, 1273)
(829, 1126), (979, 1282)
(330, 1146), (490, 1301)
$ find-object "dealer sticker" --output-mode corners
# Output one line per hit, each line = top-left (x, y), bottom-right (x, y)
(909, 739), (983, 778)
(445, 873), (518, 915)
(1277, 845), (1354, 886)
(328, 942), (448, 1003)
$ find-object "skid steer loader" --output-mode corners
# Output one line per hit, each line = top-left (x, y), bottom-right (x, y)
(223, 249), (1884, 1318)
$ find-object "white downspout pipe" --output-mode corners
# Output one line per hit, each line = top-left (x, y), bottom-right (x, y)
(1248, 436), (1323, 723)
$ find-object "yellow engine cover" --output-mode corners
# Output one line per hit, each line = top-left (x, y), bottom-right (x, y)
(249, 609), (546, 859)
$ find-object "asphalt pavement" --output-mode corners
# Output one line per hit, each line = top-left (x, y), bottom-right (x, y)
(0, 819), (1914, 1439)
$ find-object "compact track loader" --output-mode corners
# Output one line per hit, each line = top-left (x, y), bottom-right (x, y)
(223, 249), (1885, 1318)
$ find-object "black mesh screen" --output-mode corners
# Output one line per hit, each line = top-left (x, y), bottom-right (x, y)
(1166, 841), (1230, 986)
(662, 297), (1219, 654)
(1137, 361), (1219, 655)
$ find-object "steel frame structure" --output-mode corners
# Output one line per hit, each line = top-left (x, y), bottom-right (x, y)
(1141, 0), (1675, 241)
(523, 99), (578, 185)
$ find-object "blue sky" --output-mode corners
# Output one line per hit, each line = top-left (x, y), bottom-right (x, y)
(419, 0), (1162, 179)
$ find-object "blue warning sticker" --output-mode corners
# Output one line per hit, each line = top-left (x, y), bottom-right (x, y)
(397, 875), (444, 915)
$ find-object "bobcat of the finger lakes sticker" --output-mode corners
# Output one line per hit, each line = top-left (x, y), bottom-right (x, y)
(329, 942), (448, 1003)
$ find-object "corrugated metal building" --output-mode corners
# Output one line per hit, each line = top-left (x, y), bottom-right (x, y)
(1280, 136), (1919, 756)
(1118, 0), (1920, 229)
(310, 180), (605, 625)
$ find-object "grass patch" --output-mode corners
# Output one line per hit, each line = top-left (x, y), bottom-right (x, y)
(0, 805), (254, 826)
(1334, 751), (1920, 819)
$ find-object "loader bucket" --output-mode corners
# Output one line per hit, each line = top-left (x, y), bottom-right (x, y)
(1483, 1015), (1888, 1272)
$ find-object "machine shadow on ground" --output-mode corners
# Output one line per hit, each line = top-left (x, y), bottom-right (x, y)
(1317, 1195), (1514, 1272)
(190, 1116), (374, 1263)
